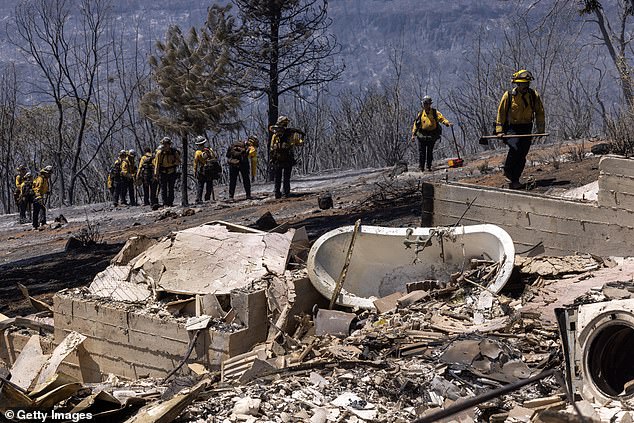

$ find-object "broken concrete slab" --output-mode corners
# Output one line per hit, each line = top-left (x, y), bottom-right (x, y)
(397, 290), (429, 308)
(373, 291), (404, 314)
(36, 331), (86, 387)
(130, 224), (295, 295)
(111, 235), (157, 266)
(88, 265), (153, 303)
(9, 334), (49, 391)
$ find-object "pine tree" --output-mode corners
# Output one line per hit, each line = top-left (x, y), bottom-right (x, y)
(141, 5), (245, 205)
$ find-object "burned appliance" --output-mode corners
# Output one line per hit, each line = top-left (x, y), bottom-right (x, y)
(556, 299), (634, 405)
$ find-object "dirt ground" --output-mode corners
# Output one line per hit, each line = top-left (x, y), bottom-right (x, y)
(0, 138), (603, 317)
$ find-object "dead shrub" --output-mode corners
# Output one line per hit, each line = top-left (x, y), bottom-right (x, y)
(565, 143), (585, 162)
(606, 109), (634, 156)
(73, 215), (104, 247)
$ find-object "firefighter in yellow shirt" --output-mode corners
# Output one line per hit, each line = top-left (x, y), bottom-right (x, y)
(137, 147), (157, 206)
(410, 96), (452, 171)
(126, 149), (139, 206)
(247, 136), (258, 182)
(14, 165), (26, 213)
(153, 137), (181, 207)
(495, 69), (545, 189)
(18, 172), (34, 224)
(112, 150), (130, 206)
(193, 136), (219, 203)
(33, 166), (52, 229)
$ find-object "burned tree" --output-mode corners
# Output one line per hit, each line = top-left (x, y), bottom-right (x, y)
(578, 0), (634, 106)
(230, 0), (344, 163)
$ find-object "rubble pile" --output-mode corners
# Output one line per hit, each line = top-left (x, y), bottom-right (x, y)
(179, 279), (564, 422)
(3, 217), (634, 422)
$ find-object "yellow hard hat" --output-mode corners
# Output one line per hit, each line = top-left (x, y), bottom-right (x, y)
(512, 69), (534, 83)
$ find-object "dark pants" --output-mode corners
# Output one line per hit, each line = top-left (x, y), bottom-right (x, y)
(19, 201), (26, 221)
(159, 172), (177, 206)
(417, 136), (438, 170)
(113, 178), (127, 205)
(196, 179), (214, 202)
(127, 179), (137, 205)
(228, 162), (251, 199)
(142, 179), (158, 206)
(33, 198), (46, 228)
(503, 124), (533, 183)
(273, 162), (293, 198)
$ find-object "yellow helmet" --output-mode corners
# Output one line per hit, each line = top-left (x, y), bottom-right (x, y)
(512, 69), (534, 83)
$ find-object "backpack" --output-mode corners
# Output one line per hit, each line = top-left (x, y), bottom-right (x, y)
(21, 181), (34, 203)
(502, 88), (538, 132)
(140, 155), (154, 180)
(415, 108), (442, 139)
(201, 148), (222, 180)
(227, 143), (246, 166)
(270, 130), (295, 164)
(109, 160), (122, 180)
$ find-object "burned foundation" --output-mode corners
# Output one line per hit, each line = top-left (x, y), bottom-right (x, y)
(427, 155), (634, 257)
(51, 289), (267, 381)
(1, 221), (312, 383)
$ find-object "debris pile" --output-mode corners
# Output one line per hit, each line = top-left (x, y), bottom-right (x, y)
(3, 217), (634, 422)
(179, 278), (566, 422)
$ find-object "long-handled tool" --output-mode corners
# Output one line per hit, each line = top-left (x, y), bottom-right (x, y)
(447, 126), (464, 168)
(479, 132), (550, 145)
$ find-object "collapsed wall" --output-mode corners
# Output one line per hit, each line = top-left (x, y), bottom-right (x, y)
(52, 289), (267, 382)
(424, 155), (634, 256)
(1, 222), (311, 382)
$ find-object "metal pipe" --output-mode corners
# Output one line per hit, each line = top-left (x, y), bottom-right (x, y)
(410, 369), (555, 423)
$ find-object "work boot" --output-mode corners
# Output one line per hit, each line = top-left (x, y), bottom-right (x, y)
(509, 181), (522, 190)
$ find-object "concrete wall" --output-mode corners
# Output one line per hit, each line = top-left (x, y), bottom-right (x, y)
(424, 158), (634, 256)
(598, 155), (634, 211)
(52, 289), (268, 382)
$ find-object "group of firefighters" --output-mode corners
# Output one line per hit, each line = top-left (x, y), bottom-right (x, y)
(103, 114), (304, 208)
(13, 69), (544, 224)
(13, 164), (53, 229)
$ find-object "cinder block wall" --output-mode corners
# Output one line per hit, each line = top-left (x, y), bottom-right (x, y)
(424, 182), (634, 256)
(598, 155), (634, 211)
(53, 289), (268, 382)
